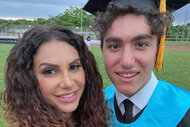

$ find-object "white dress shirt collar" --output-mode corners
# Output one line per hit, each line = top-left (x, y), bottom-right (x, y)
(115, 71), (158, 116)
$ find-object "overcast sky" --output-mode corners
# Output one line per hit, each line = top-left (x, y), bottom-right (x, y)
(0, 0), (88, 20)
(0, 0), (189, 25)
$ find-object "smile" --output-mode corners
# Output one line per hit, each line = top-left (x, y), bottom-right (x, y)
(60, 92), (75, 98)
(57, 90), (78, 103)
(119, 72), (138, 78)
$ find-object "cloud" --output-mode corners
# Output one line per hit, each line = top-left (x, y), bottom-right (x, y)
(173, 4), (190, 25)
(0, 0), (88, 19)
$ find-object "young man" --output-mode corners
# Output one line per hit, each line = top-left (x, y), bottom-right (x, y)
(83, 0), (190, 126)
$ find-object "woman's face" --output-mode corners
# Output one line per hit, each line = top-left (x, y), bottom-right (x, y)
(33, 40), (85, 114)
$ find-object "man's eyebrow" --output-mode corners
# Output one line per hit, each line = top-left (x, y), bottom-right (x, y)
(104, 37), (122, 43)
(132, 34), (152, 42)
(69, 58), (80, 66)
(39, 63), (59, 68)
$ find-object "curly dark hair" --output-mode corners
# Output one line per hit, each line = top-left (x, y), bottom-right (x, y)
(0, 25), (110, 127)
(92, 2), (173, 48)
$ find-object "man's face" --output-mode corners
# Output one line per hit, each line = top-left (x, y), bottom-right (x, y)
(102, 14), (157, 97)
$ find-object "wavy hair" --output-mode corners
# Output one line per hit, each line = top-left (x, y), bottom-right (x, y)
(92, 2), (173, 49)
(1, 25), (110, 127)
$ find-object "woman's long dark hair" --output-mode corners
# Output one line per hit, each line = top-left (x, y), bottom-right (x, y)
(1, 25), (110, 127)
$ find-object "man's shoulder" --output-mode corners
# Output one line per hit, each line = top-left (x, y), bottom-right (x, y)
(157, 80), (190, 112)
(158, 80), (190, 97)
(104, 84), (115, 99)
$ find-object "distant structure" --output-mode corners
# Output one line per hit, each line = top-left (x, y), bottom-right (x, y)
(86, 36), (91, 50)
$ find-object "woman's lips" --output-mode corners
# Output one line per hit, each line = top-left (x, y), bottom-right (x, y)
(56, 90), (78, 103)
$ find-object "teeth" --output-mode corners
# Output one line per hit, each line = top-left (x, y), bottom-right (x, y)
(61, 92), (74, 98)
(119, 73), (137, 78)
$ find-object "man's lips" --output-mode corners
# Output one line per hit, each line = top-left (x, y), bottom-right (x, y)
(115, 71), (140, 83)
(116, 70), (140, 78)
(118, 72), (139, 78)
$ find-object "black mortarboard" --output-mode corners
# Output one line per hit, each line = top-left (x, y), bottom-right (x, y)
(83, 0), (190, 15)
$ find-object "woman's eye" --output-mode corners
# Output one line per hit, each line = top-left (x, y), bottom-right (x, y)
(70, 65), (82, 70)
(42, 69), (56, 75)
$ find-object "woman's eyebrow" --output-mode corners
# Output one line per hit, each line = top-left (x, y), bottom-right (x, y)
(39, 63), (59, 68)
(69, 58), (80, 66)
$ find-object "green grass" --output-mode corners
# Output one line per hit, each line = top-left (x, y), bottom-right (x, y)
(0, 43), (13, 127)
(90, 46), (112, 88)
(0, 44), (13, 92)
(165, 42), (190, 47)
(153, 49), (190, 91)
(0, 43), (190, 126)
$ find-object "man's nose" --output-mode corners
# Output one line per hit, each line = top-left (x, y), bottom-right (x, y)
(119, 46), (135, 69)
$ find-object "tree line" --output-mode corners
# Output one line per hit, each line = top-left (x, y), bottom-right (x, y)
(0, 6), (94, 31)
(167, 23), (190, 38)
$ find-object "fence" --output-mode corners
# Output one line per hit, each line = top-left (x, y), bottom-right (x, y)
(166, 38), (190, 43)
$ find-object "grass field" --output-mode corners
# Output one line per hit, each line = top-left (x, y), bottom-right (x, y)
(0, 42), (190, 126)
(0, 44), (13, 92)
(165, 42), (190, 47)
(0, 43), (13, 127)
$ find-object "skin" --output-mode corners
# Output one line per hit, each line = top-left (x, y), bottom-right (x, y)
(33, 40), (85, 116)
(101, 14), (158, 97)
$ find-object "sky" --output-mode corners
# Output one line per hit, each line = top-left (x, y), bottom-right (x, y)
(0, 0), (189, 25)
(0, 0), (88, 20)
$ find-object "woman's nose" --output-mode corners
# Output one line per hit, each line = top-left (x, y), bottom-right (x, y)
(59, 72), (73, 89)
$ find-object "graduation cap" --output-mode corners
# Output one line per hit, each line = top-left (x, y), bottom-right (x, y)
(83, 0), (190, 14)
(83, 0), (190, 70)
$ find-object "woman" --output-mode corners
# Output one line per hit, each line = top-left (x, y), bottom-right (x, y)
(1, 25), (110, 127)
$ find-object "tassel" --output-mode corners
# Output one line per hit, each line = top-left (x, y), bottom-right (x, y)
(155, 0), (166, 70)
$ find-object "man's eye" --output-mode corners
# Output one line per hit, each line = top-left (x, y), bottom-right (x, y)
(110, 44), (119, 49)
(42, 69), (56, 75)
(137, 42), (147, 47)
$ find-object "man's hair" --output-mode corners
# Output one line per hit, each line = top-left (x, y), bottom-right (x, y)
(93, 2), (173, 47)
(1, 25), (110, 127)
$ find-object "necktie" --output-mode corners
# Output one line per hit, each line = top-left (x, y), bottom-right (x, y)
(123, 99), (133, 123)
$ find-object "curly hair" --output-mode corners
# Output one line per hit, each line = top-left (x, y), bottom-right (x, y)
(1, 25), (110, 127)
(92, 2), (173, 48)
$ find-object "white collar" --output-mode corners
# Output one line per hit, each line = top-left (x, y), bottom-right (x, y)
(115, 71), (158, 112)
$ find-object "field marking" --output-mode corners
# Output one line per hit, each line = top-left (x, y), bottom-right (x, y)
(165, 46), (190, 50)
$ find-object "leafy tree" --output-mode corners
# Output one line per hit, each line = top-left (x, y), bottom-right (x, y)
(47, 6), (94, 28)
(0, 19), (6, 24)
(31, 18), (47, 25)
(0, 6), (94, 31)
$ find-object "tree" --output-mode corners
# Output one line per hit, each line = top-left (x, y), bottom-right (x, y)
(31, 18), (47, 25)
(47, 6), (94, 28)
(0, 6), (94, 31)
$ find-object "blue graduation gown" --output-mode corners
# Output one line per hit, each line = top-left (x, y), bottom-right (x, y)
(105, 80), (190, 126)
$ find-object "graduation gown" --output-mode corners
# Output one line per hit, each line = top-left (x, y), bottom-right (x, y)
(105, 80), (190, 126)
